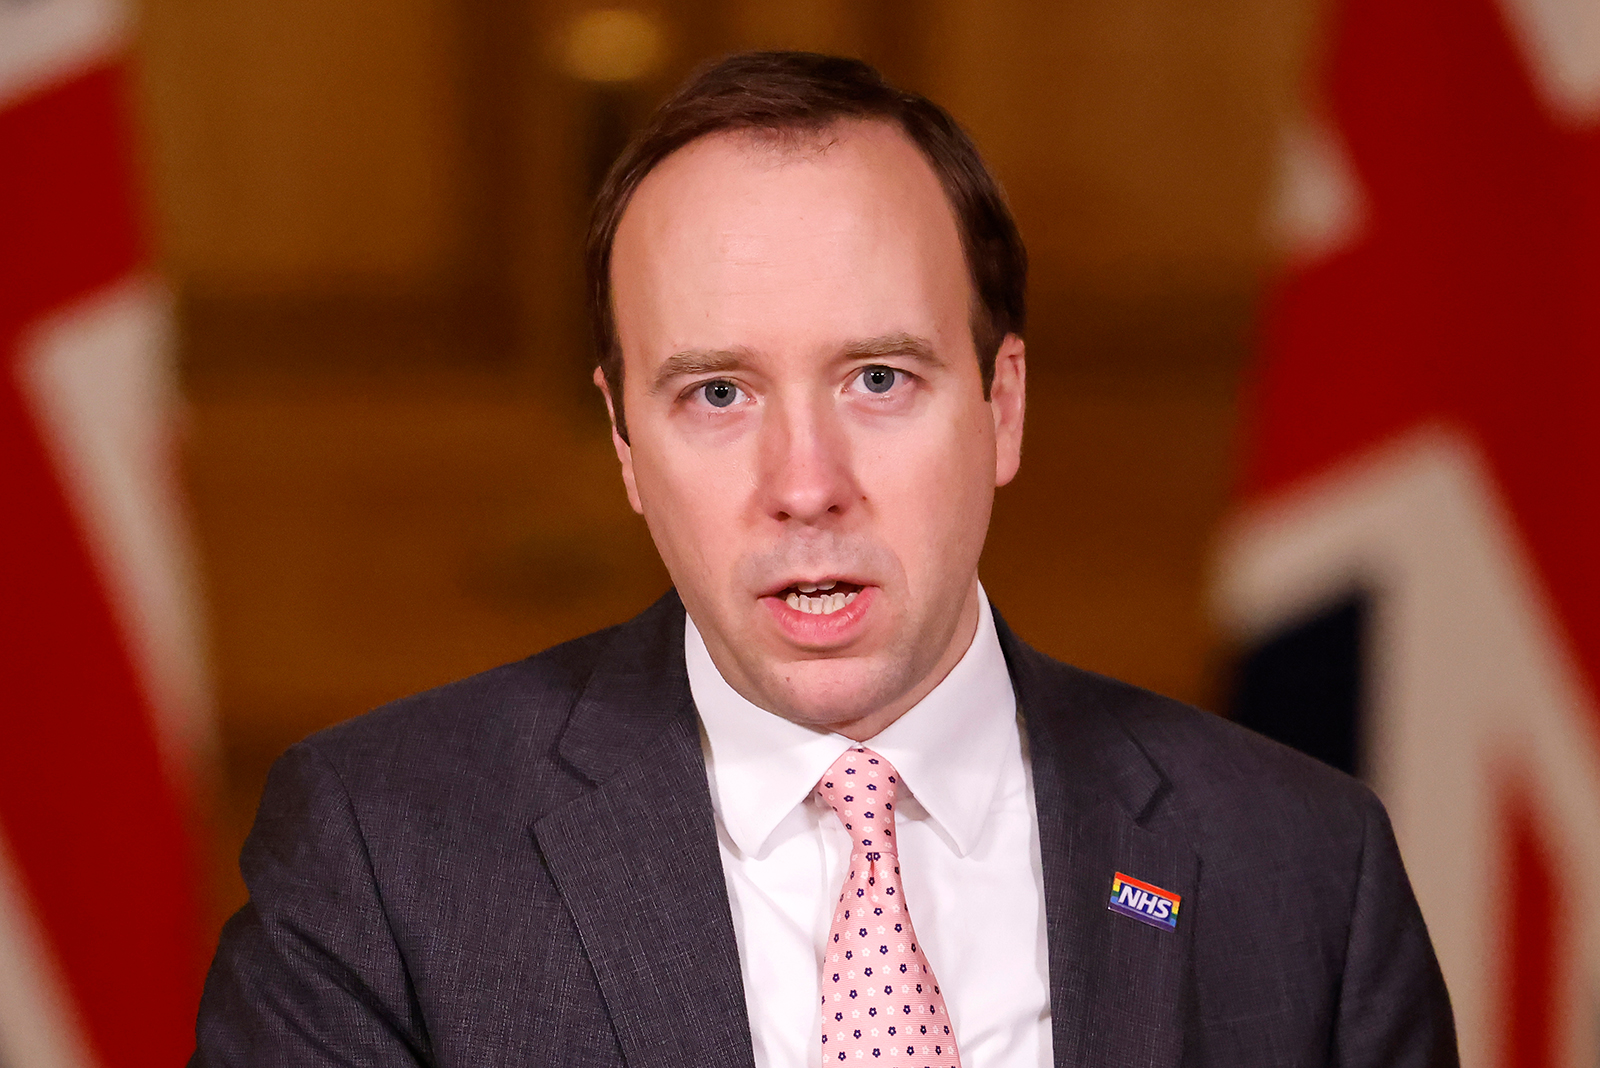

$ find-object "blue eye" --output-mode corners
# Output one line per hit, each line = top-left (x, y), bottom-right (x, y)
(702, 380), (738, 407)
(860, 367), (896, 394)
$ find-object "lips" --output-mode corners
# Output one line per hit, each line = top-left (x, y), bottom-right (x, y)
(759, 579), (877, 646)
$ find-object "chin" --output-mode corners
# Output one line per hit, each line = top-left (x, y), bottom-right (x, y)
(760, 655), (909, 732)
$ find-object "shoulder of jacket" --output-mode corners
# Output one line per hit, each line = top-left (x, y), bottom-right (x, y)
(293, 620), (629, 790)
(1019, 644), (1381, 846)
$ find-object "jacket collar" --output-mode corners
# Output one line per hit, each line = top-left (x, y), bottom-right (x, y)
(553, 590), (697, 785)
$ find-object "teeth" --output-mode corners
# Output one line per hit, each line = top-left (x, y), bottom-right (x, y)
(783, 590), (860, 615)
(796, 580), (838, 594)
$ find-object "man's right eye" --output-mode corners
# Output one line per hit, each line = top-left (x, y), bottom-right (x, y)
(701, 380), (741, 408)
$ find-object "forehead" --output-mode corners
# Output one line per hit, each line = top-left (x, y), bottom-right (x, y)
(609, 120), (972, 364)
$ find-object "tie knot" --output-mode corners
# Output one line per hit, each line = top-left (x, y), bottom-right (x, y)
(815, 747), (900, 854)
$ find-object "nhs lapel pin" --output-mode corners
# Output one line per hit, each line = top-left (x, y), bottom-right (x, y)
(1108, 872), (1181, 931)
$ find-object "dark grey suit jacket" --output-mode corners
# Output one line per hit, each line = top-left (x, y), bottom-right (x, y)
(193, 592), (1456, 1067)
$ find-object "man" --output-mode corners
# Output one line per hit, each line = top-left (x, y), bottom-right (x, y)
(193, 53), (1456, 1067)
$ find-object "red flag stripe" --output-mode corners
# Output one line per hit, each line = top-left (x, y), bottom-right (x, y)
(1498, 780), (1564, 1068)
(0, 64), (144, 338)
(1, 61), (204, 1068)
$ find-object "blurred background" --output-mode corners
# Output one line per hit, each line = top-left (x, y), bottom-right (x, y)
(131, 0), (1312, 923)
(5, 0), (1598, 1064)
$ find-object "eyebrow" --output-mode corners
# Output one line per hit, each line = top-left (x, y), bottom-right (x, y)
(840, 333), (946, 370)
(649, 349), (751, 394)
(649, 333), (946, 395)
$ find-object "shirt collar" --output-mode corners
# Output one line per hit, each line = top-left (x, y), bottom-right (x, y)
(688, 584), (1019, 859)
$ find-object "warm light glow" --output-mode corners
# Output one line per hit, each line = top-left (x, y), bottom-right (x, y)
(560, 8), (668, 85)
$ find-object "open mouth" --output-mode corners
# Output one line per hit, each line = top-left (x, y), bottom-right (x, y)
(776, 579), (864, 615)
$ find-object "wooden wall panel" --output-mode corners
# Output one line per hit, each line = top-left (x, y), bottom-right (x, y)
(138, 0), (466, 290)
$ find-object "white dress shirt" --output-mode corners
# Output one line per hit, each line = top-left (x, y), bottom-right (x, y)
(687, 587), (1052, 1068)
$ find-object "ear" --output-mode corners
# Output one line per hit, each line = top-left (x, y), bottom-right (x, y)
(593, 366), (644, 514)
(990, 334), (1026, 487)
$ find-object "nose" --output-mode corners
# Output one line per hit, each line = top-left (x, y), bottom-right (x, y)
(755, 391), (861, 525)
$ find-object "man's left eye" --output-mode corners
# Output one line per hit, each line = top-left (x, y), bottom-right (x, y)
(855, 366), (898, 394)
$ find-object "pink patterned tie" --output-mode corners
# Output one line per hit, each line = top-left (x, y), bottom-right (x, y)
(816, 747), (961, 1068)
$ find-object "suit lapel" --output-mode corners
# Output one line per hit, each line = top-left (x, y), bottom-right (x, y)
(1002, 617), (1197, 1068)
(532, 595), (756, 1068)
(1039, 798), (1197, 1068)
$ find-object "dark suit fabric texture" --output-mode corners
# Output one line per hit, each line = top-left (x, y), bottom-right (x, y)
(193, 591), (1457, 1067)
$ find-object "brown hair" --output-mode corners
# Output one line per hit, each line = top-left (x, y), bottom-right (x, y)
(587, 51), (1027, 441)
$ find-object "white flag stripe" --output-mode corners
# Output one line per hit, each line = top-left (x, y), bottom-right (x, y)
(0, 0), (124, 109)
(1498, 0), (1600, 125)
(1263, 117), (1367, 264)
(18, 278), (215, 774)
(0, 830), (99, 1068)
(1215, 428), (1600, 1068)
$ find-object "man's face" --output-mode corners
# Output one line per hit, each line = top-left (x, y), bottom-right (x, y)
(603, 120), (1025, 737)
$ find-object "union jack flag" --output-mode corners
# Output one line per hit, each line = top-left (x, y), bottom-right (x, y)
(1216, 0), (1600, 1063)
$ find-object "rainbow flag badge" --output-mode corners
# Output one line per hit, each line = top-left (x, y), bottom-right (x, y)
(1108, 872), (1181, 931)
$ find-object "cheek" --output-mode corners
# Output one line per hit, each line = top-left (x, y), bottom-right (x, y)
(860, 412), (994, 547)
(631, 440), (748, 568)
